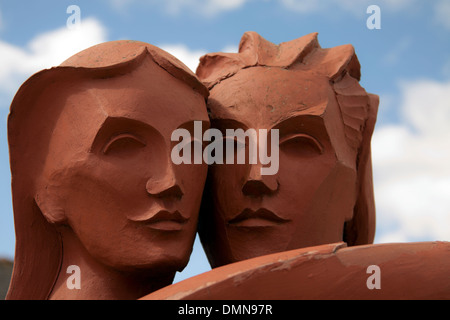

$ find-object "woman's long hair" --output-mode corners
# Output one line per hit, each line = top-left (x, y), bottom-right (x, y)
(6, 40), (208, 300)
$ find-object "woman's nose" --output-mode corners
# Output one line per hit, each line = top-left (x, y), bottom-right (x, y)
(146, 167), (183, 199)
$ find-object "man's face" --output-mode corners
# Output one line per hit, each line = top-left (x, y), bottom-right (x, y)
(200, 67), (358, 267)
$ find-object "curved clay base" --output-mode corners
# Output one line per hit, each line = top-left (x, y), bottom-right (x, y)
(141, 241), (450, 300)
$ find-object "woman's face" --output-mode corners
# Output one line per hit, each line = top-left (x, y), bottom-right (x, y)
(39, 58), (209, 273)
(200, 67), (358, 267)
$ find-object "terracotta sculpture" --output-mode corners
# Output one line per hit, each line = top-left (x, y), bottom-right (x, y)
(143, 241), (450, 300)
(196, 32), (378, 267)
(146, 32), (450, 300)
(6, 40), (209, 300)
(147, 31), (446, 301)
(7, 33), (448, 301)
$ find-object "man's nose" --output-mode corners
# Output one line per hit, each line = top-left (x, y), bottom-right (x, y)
(242, 163), (278, 197)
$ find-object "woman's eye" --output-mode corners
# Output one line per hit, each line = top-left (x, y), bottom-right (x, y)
(172, 137), (204, 163)
(103, 133), (146, 156)
(280, 133), (323, 157)
(190, 138), (204, 163)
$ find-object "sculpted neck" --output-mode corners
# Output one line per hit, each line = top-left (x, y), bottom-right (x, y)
(49, 226), (174, 300)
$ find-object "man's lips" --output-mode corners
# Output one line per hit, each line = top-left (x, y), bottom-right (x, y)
(227, 208), (290, 228)
(131, 210), (188, 231)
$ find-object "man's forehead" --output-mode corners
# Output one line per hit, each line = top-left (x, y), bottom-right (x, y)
(208, 67), (331, 127)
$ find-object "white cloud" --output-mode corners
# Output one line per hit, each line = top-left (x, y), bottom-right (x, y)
(0, 15), (229, 98)
(372, 79), (450, 243)
(0, 18), (107, 95)
(221, 45), (239, 53)
(158, 44), (238, 73)
(158, 44), (206, 73)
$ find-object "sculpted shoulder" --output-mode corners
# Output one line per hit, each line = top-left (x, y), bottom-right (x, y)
(142, 242), (450, 300)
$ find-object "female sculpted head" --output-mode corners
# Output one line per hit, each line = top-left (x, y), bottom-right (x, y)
(7, 41), (209, 299)
(196, 32), (378, 267)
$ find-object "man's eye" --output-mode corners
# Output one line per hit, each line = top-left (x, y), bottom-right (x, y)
(223, 137), (246, 162)
(279, 133), (323, 157)
(102, 133), (146, 155)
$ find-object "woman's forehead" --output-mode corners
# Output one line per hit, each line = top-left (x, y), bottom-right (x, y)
(60, 67), (207, 136)
(42, 66), (208, 162)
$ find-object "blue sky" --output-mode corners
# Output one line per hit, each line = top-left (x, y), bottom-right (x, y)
(0, 0), (449, 283)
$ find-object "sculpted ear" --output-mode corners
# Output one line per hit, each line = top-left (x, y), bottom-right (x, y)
(344, 93), (379, 246)
(35, 189), (67, 225)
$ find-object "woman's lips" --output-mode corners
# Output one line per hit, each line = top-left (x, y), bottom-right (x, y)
(227, 208), (290, 228)
(131, 210), (188, 231)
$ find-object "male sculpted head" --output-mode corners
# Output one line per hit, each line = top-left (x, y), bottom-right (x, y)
(196, 32), (378, 268)
(7, 41), (209, 299)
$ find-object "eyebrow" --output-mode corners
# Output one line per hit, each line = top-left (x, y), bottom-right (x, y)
(89, 116), (155, 153)
(272, 114), (328, 140)
(211, 119), (249, 133)
(212, 114), (327, 138)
